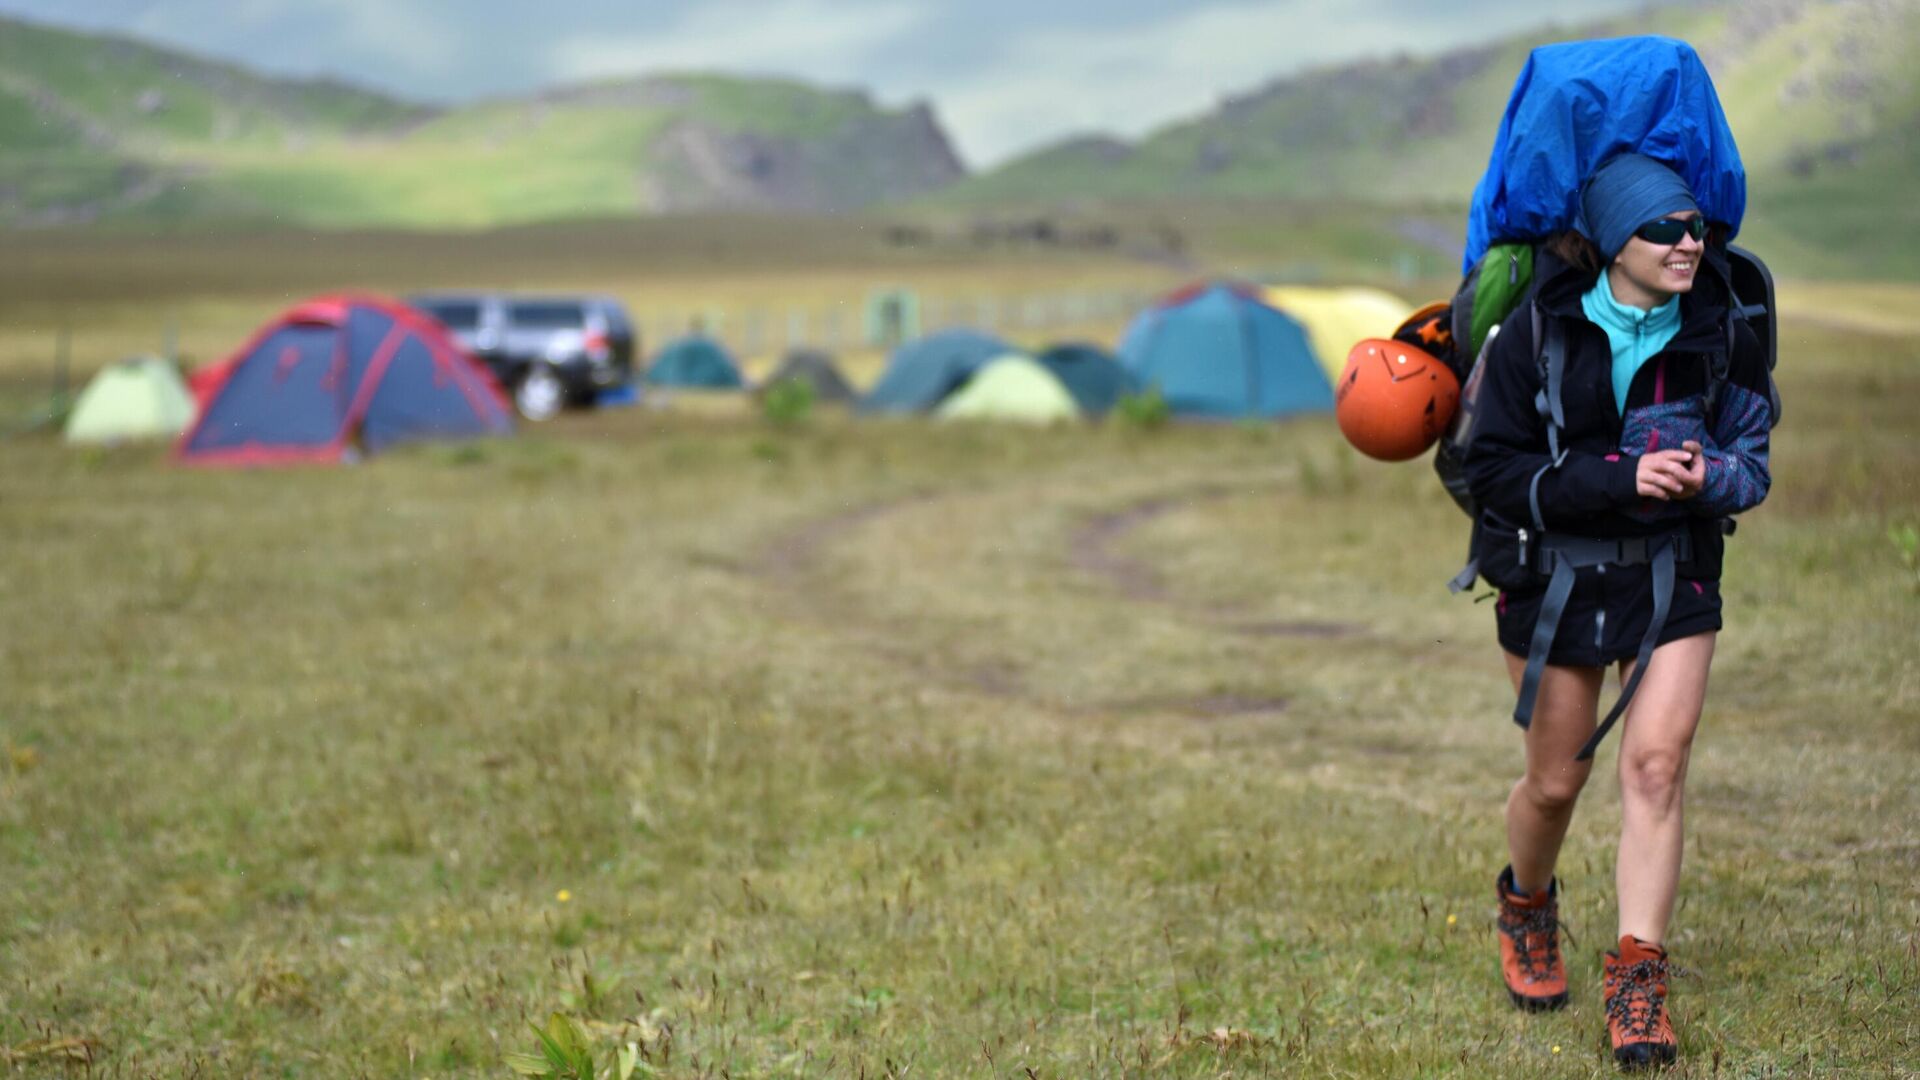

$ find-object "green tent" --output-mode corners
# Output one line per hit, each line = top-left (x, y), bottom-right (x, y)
(63, 356), (196, 444)
(934, 355), (1080, 424)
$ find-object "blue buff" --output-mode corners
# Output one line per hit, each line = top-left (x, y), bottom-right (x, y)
(1576, 153), (1700, 259)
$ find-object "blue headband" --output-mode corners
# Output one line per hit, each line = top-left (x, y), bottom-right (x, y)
(1576, 153), (1701, 259)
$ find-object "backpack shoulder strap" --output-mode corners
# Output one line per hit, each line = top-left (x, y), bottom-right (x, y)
(1707, 327), (1733, 417)
(1720, 244), (1782, 427)
(1526, 303), (1569, 532)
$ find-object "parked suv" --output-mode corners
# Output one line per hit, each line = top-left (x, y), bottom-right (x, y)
(408, 293), (636, 421)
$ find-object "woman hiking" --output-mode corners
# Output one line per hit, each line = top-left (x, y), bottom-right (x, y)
(1463, 152), (1773, 1070)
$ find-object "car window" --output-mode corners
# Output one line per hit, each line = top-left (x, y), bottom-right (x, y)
(597, 303), (632, 332)
(415, 301), (483, 331)
(508, 302), (587, 330)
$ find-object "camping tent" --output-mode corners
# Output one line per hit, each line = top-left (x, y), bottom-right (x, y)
(1119, 284), (1333, 418)
(64, 356), (196, 444)
(934, 354), (1080, 423)
(763, 349), (855, 405)
(646, 336), (744, 389)
(1035, 342), (1136, 417)
(860, 329), (1010, 413)
(1259, 287), (1414, 381)
(179, 294), (512, 465)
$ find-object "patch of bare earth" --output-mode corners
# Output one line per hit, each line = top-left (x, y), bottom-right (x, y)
(1069, 487), (1365, 639)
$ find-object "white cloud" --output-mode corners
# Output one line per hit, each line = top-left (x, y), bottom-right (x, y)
(922, 0), (1628, 166)
(125, 0), (460, 80)
(929, 5), (1322, 165)
(327, 0), (460, 76)
(547, 0), (933, 86)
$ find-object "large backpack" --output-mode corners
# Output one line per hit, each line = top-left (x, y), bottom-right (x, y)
(1399, 35), (1778, 760)
(1393, 243), (1777, 760)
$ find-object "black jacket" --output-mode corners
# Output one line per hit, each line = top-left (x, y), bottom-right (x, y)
(1463, 246), (1773, 586)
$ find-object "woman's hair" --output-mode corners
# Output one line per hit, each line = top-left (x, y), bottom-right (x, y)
(1545, 230), (1606, 275)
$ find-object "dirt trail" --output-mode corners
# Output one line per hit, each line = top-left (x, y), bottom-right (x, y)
(1068, 487), (1364, 639)
(751, 481), (1350, 718)
(756, 491), (936, 584)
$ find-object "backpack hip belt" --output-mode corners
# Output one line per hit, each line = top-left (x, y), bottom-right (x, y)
(1512, 525), (1693, 760)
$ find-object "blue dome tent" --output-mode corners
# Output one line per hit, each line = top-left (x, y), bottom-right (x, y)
(179, 295), (512, 465)
(1118, 284), (1332, 419)
(646, 336), (744, 389)
(1036, 342), (1137, 417)
(859, 329), (1011, 413)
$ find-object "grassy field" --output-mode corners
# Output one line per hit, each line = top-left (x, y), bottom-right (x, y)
(2, 232), (1919, 1078)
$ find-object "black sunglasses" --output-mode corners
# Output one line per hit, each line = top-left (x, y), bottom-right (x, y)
(1635, 216), (1709, 245)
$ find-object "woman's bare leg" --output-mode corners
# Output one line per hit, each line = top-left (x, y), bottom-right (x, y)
(1614, 632), (1716, 943)
(1504, 652), (1604, 893)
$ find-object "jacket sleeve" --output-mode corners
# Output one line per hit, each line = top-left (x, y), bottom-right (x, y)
(1463, 308), (1642, 527)
(1691, 323), (1773, 516)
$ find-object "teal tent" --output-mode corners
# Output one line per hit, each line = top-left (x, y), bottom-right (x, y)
(860, 329), (1010, 413)
(1036, 342), (1136, 417)
(1118, 284), (1332, 418)
(646, 336), (743, 389)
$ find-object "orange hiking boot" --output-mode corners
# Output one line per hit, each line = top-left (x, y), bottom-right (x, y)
(1603, 935), (1677, 1070)
(1496, 866), (1568, 1011)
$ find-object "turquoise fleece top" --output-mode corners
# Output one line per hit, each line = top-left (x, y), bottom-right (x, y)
(1582, 271), (1682, 414)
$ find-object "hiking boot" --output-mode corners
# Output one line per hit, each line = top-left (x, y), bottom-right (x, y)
(1603, 935), (1678, 1071)
(1496, 866), (1568, 1011)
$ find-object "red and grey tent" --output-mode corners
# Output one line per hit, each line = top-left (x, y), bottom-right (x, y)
(178, 294), (512, 465)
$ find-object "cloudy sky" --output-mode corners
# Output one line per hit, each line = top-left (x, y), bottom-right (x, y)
(3, 0), (1659, 166)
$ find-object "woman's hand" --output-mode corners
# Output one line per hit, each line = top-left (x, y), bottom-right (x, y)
(1672, 440), (1707, 500)
(1637, 446), (1702, 500)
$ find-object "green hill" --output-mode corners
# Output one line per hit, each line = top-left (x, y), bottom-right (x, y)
(7, 0), (1919, 276)
(955, 0), (1920, 277)
(0, 15), (964, 228)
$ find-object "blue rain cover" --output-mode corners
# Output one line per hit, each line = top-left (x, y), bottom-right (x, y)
(1463, 36), (1745, 273)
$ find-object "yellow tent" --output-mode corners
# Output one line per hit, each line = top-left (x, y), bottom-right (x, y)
(935, 354), (1080, 424)
(1261, 286), (1414, 381)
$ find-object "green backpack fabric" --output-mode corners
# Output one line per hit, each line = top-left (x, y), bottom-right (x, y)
(1454, 243), (1534, 365)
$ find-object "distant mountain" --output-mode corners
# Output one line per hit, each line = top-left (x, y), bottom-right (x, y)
(964, 0), (1920, 201)
(0, 15), (964, 227)
(6, 0), (1918, 274)
(953, 0), (1920, 275)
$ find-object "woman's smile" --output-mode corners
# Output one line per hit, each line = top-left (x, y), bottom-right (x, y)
(1611, 210), (1704, 308)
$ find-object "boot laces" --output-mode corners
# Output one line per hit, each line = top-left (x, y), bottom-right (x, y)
(1501, 903), (1564, 979)
(1607, 958), (1669, 1038)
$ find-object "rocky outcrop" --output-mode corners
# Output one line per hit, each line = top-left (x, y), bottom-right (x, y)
(643, 101), (965, 213)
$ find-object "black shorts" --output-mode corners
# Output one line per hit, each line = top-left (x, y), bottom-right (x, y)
(1494, 562), (1723, 667)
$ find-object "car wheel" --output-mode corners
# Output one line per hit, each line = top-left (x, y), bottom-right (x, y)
(514, 364), (565, 421)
